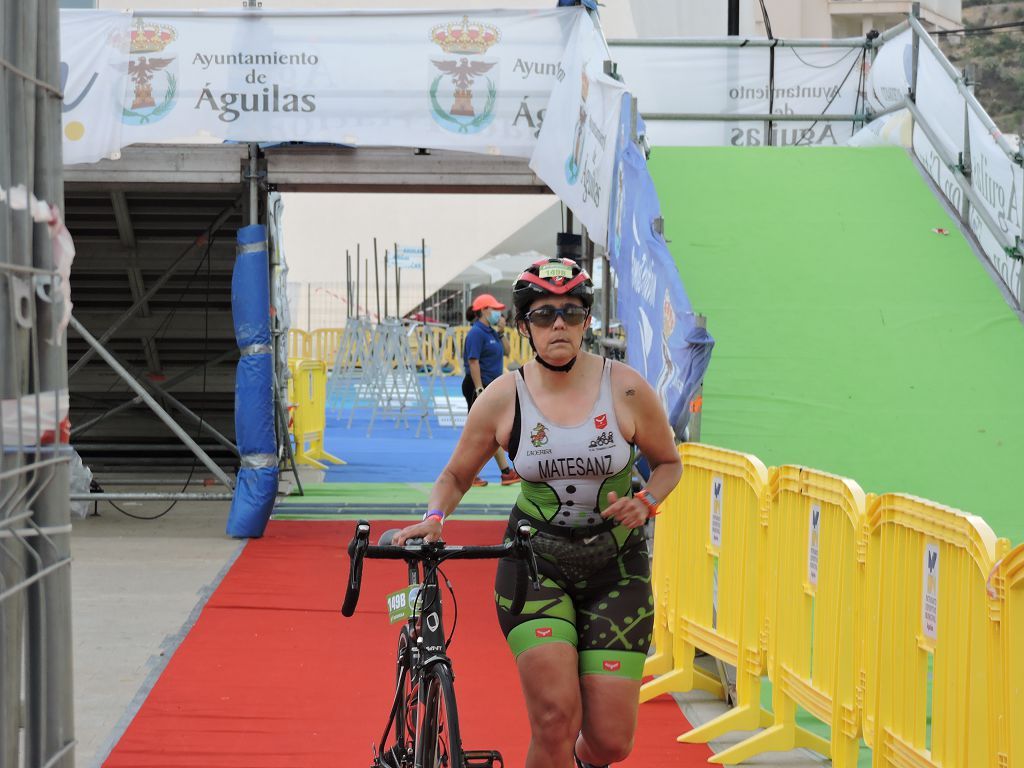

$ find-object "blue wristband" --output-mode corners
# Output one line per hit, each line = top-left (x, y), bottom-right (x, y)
(423, 509), (445, 525)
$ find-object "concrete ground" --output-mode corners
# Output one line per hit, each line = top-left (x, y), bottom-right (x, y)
(70, 490), (239, 767)
(69, 489), (823, 768)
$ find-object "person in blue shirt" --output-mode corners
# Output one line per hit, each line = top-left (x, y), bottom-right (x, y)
(462, 293), (520, 487)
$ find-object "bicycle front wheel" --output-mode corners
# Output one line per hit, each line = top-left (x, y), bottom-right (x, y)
(417, 663), (463, 768)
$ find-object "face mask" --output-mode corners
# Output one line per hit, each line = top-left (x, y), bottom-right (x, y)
(489, 310), (502, 324)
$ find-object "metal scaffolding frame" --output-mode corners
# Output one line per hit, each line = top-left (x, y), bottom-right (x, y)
(1, 1), (75, 766)
(65, 181), (251, 502)
(62, 142), (561, 502)
(68, 315), (236, 490)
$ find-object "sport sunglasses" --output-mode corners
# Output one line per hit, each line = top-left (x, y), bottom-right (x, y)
(523, 305), (590, 327)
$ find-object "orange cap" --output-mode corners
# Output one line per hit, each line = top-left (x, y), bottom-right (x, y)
(471, 293), (505, 311)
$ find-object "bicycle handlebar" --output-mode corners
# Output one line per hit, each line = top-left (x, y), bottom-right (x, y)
(340, 520), (541, 618)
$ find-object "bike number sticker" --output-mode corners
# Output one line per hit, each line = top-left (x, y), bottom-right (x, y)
(386, 585), (420, 624)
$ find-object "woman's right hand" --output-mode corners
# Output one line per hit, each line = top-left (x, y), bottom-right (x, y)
(393, 517), (443, 546)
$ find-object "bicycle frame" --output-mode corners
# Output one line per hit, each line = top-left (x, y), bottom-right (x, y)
(341, 521), (539, 768)
(405, 561), (459, 768)
(407, 558), (449, 663)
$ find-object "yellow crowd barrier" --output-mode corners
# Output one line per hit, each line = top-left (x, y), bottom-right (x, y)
(638, 444), (1021, 766)
(640, 447), (685, 690)
(862, 494), (1007, 767)
(713, 466), (864, 765)
(507, 330), (534, 367)
(445, 326), (469, 374)
(286, 357), (300, 405)
(408, 325), (440, 371)
(291, 323), (533, 373)
(310, 327), (344, 367)
(288, 328), (310, 359)
(989, 542), (1024, 768)
(641, 445), (769, 743)
(289, 358), (343, 469)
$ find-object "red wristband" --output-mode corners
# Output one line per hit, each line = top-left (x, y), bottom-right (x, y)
(635, 490), (660, 517)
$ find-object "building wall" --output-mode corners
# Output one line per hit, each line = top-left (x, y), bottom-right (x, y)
(627, 0), (960, 38)
(77, 0), (961, 41)
(87, 0), (639, 38)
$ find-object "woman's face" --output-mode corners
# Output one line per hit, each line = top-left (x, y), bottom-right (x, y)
(519, 295), (590, 364)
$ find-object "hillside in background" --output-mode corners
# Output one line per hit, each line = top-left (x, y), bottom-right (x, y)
(939, 0), (1024, 135)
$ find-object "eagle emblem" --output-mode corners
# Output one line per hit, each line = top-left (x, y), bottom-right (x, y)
(121, 21), (178, 126)
(429, 17), (500, 135)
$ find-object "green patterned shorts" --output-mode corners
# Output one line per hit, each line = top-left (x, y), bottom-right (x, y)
(494, 515), (654, 679)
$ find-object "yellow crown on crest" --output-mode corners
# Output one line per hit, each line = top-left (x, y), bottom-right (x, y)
(129, 20), (177, 54)
(430, 16), (500, 55)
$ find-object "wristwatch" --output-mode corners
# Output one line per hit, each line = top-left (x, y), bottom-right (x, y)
(474, 386), (484, 395)
(635, 489), (660, 517)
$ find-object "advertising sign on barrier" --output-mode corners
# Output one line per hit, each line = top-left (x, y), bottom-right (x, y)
(807, 502), (821, 589)
(921, 541), (939, 643)
(709, 475), (723, 550)
(967, 110), (1024, 304)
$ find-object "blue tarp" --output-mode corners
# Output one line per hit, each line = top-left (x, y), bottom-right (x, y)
(226, 224), (278, 538)
(606, 92), (714, 439)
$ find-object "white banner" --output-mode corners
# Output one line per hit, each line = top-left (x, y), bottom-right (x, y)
(967, 109), (1024, 304)
(915, 44), (965, 161)
(912, 123), (964, 212)
(610, 41), (862, 147)
(60, 10), (132, 165)
(866, 29), (912, 112)
(60, 8), (580, 160)
(530, 12), (625, 246)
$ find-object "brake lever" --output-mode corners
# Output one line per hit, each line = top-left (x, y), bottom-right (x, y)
(516, 523), (541, 591)
(341, 521), (371, 617)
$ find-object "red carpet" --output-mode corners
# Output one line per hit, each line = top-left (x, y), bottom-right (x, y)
(105, 521), (712, 767)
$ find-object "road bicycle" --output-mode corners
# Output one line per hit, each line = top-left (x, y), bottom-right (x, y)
(342, 520), (540, 768)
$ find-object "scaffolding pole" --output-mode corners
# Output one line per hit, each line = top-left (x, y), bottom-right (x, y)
(67, 198), (241, 377)
(68, 315), (236, 490)
(69, 347), (237, 438)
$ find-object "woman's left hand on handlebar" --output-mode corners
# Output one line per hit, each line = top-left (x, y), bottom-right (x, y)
(393, 518), (443, 546)
(600, 491), (650, 529)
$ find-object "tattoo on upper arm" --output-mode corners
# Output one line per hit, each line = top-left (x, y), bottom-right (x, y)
(625, 388), (636, 397)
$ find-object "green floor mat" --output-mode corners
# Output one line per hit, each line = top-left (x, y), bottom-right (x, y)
(279, 482), (522, 507)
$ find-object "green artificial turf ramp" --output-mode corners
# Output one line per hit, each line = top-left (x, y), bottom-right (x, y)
(650, 146), (1024, 545)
